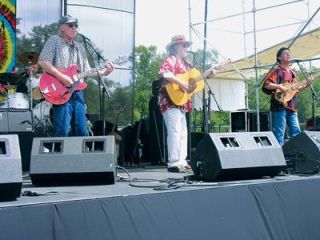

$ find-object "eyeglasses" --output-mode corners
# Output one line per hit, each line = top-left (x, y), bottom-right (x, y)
(66, 23), (78, 28)
(181, 43), (189, 48)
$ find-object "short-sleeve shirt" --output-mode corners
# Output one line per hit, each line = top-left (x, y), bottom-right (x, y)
(158, 54), (192, 113)
(263, 65), (297, 112)
(39, 34), (91, 77)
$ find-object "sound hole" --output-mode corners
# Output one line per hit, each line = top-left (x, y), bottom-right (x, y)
(254, 136), (272, 146)
(84, 140), (105, 152)
(220, 137), (239, 148)
(0, 141), (7, 155)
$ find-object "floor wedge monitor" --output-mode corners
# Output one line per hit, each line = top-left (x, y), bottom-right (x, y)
(283, 131), (320, 174)
(30, 136), (116, 186)
(0, 135), (22, 201)
(191, 132), (286, 181)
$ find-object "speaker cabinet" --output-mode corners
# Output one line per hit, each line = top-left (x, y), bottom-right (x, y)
(30, 136), (117, 186)
(0, 135), (22, 201)
(230, 110), (271, 132)
(148, 96), (167, 164)
(283, 131), (320, 174)
(0, 109), (33, 132)
(191, 132), (286, 181)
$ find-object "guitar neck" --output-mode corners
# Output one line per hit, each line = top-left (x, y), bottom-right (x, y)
(74, 56), (128, 81)
(75, 68), (98, 80)
(292, 72), (320, 90)
(75, 68), (100, 80)
(192, 69), (211, 83)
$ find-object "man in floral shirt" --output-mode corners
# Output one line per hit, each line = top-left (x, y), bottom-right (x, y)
(158, 35), (194, 172)
(263, 47), (313, 145)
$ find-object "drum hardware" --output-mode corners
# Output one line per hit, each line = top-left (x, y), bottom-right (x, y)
(0, 73), (27, 85)
(18, 51), (39, 66)
(32, 101), (53, 136)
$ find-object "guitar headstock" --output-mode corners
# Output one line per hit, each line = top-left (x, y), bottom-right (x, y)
(110, 56), (129, 66)
(211, 58), (231, 71)
(204, 59), (231, 78)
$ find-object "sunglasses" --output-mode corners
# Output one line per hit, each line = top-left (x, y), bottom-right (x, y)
(181, 43), (189, 48)
(66, 23), (78, 28)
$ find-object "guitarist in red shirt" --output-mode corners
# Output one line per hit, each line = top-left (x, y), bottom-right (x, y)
(263, 47), (313, 145)
(38, 15), (113, 136)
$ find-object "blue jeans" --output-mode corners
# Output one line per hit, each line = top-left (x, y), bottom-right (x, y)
(52, 91), (88, 137)
(272, 109), (301, 145)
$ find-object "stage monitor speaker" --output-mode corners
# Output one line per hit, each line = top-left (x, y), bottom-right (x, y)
(0, 135), (22, 201)
(30, 136), (117, 186)
(191, 132), (286, 181)
(282, 131), (320, 174)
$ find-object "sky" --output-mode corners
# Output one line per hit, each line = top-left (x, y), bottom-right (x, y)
(136, 0), (320, 62)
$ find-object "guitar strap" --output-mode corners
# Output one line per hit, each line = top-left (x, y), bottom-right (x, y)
(68, 44), (81, 73)
(276, 67), (283, 84)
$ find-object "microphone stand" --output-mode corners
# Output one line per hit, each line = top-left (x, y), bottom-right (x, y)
(78, 33), (110, 123)
(295, 60), (320, 130)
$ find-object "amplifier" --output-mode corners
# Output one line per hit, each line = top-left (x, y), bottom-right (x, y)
(0, 109), (33, 132)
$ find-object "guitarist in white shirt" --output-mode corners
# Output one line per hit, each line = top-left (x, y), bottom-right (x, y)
(262, 47), (313, 145)
(38, 15), (113, 137)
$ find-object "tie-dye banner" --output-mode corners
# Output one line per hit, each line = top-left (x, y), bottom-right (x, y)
(0, 0), (16, 73)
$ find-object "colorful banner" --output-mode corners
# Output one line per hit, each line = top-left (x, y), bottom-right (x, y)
(0, 0), (16, 73)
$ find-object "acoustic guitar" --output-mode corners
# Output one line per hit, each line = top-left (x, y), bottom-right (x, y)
(165, 60), (230, 106)
(272, 72), (319, 106)
(39, 56), (128, 105)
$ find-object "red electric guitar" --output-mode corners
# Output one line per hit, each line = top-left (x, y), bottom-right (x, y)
(39, 56), (128, 105)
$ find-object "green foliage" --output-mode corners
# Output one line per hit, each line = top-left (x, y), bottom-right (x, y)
(191, 48), (219, 69)
(134, 45), (163, 119)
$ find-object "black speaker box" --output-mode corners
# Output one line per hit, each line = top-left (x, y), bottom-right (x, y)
(191, 132), (286, 181)
(148, 96), (167, 164)
(30, 136), (117, 186)
(0, 135), (22, 201)
(282, 131), (320, 174)
(230, 110), (271, 132)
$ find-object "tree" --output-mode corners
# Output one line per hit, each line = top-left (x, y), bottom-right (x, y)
(134, 45), (163, 119)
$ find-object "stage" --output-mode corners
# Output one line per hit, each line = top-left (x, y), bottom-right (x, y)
(1, 167), (320, 240)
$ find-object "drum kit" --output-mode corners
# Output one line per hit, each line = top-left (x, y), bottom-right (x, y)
(0, 52), (53, 133)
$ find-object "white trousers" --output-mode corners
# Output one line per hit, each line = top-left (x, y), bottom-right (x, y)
(162, 108), (188, 168)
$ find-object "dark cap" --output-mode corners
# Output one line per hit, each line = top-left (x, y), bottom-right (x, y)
(58, 15), (78, 27)
(276, 47), (290, 63)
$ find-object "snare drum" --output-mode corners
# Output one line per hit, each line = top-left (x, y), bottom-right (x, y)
(30, 74), (43, 100)
(33, 101), (53, 128)
(8, 93), (30, 109)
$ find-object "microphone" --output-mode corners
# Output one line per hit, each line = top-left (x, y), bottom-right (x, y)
(185, 51), (195, 66)
(77, 31), (90, 41)
(290, 58), (302, 62)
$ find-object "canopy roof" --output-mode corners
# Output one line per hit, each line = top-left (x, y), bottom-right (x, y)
(215, 27), (320, 80)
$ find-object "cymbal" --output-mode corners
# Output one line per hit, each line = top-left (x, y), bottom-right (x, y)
(18, 51), (39, 66)
(0, 73), (27, 85)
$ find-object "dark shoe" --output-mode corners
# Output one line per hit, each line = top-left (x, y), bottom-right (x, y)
(167, 166), (193, 173)
(167, 167), (180, 173)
